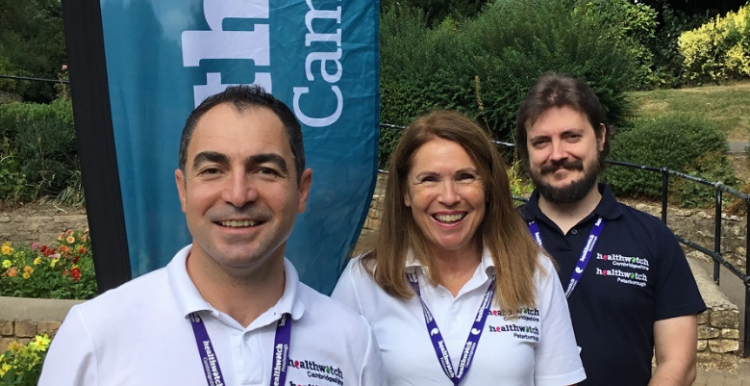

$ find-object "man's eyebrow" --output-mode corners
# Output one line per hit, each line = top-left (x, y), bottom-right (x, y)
(562, 127), (585, 135)
(246, 153), (289, 175)
(192, 151), (229, 169)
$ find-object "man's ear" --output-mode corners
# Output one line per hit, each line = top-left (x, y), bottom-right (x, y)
(297, 168), (313, 213)
(175, 169), (187, 213)
(597, 123), (607, 152)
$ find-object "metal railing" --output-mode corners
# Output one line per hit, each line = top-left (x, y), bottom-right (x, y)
(380, 123), (750, 357)
(0, 74), (69, 84)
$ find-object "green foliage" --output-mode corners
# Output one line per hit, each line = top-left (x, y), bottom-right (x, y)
(0, 0), (66, 102)
(379, 0), (639, 167)
(380, 0), (488, 26)
(678, 4), (750, 83)
(0, 335), (51, 385)
(0, 230), (97, 299)
(603, 114), (735, 207)
(648, 4), (714, 88)
(574, 0), (659, 89)
(0, 99), (82, 204)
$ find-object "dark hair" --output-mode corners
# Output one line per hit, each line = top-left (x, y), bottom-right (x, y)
(178, 85), (305, 182)
(515, 72), (612, 171)
(362, 110), (543, 311)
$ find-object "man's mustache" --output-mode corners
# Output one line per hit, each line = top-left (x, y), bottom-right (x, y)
(540, 159), (584, 175)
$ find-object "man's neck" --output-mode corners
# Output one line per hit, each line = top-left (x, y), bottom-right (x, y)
(186, 251), (286, 328)
(538, 185), (602, 235)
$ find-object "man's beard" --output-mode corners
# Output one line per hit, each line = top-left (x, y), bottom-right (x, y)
(530, 157), (600, 205)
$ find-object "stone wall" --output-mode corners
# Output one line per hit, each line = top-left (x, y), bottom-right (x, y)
(0, 297), (82, 352)
(633, 203), (747, 268)
(0, 214), (89, 247)
(689, 259), (741, 363)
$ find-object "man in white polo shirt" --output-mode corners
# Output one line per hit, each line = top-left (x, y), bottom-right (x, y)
(39, 85), (386, 386)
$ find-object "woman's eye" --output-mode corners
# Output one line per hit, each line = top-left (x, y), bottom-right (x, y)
(457, 174), (477, 184)
(420, 176), (438, 183)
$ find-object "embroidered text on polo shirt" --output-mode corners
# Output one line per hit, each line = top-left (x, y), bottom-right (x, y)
(486, 307), (541, 322)
(289, 359), (344, 385)
(596, 253), (649, 270)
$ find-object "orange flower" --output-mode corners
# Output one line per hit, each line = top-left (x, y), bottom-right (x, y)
(7, 267), (17, 277)
(66, 235), (76, 244)
(59, 245), (69, 253)
(77, 246), (87, 254)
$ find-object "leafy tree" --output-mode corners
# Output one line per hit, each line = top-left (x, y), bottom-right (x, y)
(381, 0), (489, 26)
(0, 0), (66, 102)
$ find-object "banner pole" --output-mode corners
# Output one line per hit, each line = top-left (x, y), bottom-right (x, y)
(61, 0), (132, 293)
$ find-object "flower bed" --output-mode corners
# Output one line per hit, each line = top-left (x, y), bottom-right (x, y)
(0, 230), (96, 300)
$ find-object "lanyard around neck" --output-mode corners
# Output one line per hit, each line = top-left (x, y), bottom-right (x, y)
(528, 216), (605, 297)
(407, 272), (495, 386)
(189, 312), (292, 386)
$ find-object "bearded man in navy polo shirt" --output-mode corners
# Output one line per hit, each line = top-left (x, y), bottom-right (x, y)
(515, 72), (706, 386)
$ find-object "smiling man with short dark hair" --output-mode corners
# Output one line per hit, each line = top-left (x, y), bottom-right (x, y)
(40, 85), (386, 386)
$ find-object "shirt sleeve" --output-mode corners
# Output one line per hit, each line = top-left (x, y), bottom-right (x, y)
(330, 258), (365, 315)
(534, 257), (587, 386)
(653, 227), (707, 320)
(38, 305), (98, 386)
(358, 319), (387, 386)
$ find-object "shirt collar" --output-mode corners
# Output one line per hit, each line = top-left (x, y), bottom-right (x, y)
(167, 245), (305, 325)
(405, 247), (496, 281)
(520, 183), (622, 222)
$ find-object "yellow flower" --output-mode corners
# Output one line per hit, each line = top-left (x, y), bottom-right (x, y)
(31, 335), (51, 351)
(7, 341), (23, 353)
(0, 363), (10, 377)
(66, 236), (76, 244)
(1, 260), (10, 269)
(33, 257), (42, 266)
(1, 242), (13, 256)
(50, 258), (59, 268)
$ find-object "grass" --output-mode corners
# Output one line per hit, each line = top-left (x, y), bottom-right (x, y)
(627, 82), (750, 141)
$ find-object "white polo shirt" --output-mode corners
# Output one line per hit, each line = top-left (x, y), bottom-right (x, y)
(331, 251), (585, 386)
(39, 245), (386, 386)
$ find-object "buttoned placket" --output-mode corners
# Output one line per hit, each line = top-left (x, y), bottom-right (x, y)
(206, 309), (280, 386)
(416, 263), (494, 340)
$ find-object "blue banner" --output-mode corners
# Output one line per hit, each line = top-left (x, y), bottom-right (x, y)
(99, 0), (379, 294)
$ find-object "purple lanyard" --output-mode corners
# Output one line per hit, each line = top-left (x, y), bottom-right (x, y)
(189, 312), (292, 386)
(528, 216), (605, 298)
(407, 272), (495, 386)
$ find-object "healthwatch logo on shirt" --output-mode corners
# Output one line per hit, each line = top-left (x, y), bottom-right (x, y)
(289, 359), (344, 385)
(487, 324), (540, 342)
(487, 307), (540, 322)
(596, 253), (649, 271)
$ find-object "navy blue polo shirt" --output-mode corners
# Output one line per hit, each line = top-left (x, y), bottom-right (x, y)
(519, 184), (706, 386)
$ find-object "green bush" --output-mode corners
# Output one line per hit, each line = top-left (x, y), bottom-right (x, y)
(678, 4), (750, 83)
(649, 5), (714, 88)
(379, 0), (640, 167)
(0, 99), (82, 205)
(574, 0), (659, 89)
(603, 114), (735, 207)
